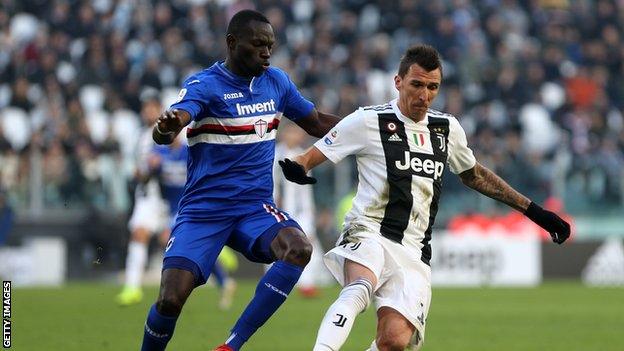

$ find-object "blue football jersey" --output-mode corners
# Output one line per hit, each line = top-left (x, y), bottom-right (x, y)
(152, 143), (188, 215)
(170, 62), (314, 218)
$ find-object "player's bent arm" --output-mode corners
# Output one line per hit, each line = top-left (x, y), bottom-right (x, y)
(153, 109), (191, 145)
(295, 146), (328, 173)
(295, 110), (341, 138)
(459, 162), (571, 244)
(458, 162), (530, 212)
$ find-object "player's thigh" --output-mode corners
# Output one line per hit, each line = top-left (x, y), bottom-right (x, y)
(164, 218), (235, 285)
(229, 202), (303, 263)
(376, 306), (415, 350)
(323, 235), (386, 287)
(344, 259), (377, 287)
(373, 249), (431, 349)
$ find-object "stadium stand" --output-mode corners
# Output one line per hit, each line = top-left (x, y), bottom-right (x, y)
(0, 0), (622, 239)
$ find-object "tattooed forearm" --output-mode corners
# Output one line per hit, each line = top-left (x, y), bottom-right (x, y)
(459, 162), (531, 212)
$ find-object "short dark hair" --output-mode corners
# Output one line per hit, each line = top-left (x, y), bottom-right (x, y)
(227, 10), (270, 37)
(398, 45), (443, 78)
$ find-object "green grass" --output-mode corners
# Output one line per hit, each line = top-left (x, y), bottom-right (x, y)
(11, 281), (624, 350)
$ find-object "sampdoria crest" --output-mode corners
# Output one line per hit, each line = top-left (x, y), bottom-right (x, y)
(254, 119), (268, 138)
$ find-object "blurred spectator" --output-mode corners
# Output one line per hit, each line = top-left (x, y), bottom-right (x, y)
(0, 189), (13, 245)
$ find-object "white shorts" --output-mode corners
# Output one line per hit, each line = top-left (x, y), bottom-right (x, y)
(128, 196), (170, 234)
(323, 227), (432, 344)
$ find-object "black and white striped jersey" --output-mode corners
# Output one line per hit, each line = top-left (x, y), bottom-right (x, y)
(315, 99), (476, 265)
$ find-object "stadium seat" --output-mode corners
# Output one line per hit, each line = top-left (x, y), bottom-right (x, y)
(111, 109), (141, 157)
(79, 85), (106, 113)
(161, 86), (180, 109)
(366, 69), (396, 104)
(1, 107), (31, 150)
(86, 110), (111, 145)
(29, 107), (47, 131)
(540, 82), (566, 111)
(9, 13), (39, 44)
(519, 103), (560, 154)
(0, 84), (11, 109)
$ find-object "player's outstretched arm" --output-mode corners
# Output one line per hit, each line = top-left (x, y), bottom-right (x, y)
(153, 109), (191, 145)
(459, 162), (570, 244)
(278, 147), (328, 185)
(295, 110), (341, 138)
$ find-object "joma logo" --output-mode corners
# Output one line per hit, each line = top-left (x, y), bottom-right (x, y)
(223, 92), (244, 100)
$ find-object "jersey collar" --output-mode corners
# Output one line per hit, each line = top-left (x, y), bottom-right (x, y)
(390, 98), (429, 125)
(215, 61), (264, 85)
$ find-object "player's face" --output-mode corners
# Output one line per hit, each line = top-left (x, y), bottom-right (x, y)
(229, 21), (275, 77)
(394, 63), (441, 122)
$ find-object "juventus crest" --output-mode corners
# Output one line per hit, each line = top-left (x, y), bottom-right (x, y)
(436, 134), (446, 152)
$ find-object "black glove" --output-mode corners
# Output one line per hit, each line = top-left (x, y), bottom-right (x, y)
(524, 202), (570, 244)
(278, 158), (317, 185)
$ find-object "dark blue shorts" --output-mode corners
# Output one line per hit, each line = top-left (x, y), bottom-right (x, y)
(163, 201), (301, 285)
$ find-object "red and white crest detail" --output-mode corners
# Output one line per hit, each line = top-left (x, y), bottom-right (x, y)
(387, 122), (397, 131)
(254, 119), (268, 138)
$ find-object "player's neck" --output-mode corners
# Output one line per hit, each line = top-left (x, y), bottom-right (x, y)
(223, 59), (253, 80)
(397, 101), (426, 123)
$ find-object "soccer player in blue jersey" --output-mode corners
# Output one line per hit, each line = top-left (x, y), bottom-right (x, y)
(140, 10), (340, 351)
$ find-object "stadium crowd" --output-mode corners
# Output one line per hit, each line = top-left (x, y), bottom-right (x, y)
(1, 0), (623, 218)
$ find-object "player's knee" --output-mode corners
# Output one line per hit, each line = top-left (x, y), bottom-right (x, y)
(282, 236), (313, 267)
(376, 328), (411, 351)
(156, 293), (185, 316)
(376, 336), (410, 351)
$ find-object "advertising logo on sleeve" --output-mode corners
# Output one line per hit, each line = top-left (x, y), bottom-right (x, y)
(324, 130), (338, 145)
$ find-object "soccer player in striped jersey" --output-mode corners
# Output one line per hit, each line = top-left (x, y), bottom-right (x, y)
(280, 44), (570, 351)
(140, 10), (339, 351)
(117, 96), (171, 306)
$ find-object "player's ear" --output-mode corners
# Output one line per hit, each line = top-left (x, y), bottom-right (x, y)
(394, 75), (402, 91)
(226, 33), (237, 50)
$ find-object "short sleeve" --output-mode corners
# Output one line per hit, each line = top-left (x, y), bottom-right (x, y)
(314, 109), (368, 163)
(281, 73), (314, 121)
(169, 77), (207, 120)
(448, 117), (477, 174)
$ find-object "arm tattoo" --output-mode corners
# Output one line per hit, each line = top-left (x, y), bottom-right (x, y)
(459, 162), (530, 212)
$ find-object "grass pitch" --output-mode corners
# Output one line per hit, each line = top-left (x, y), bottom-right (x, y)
(11, 281), (624, 350)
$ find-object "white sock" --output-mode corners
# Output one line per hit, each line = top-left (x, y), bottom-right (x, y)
(124, 241), (148, 288)
(313, 278), (373, 351)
